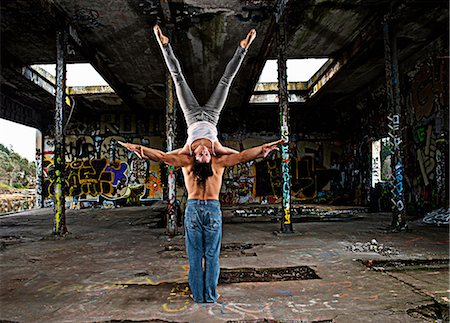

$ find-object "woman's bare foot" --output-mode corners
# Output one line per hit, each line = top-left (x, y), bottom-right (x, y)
(240, 29), (256, 49)
(153, 24), (169, 46)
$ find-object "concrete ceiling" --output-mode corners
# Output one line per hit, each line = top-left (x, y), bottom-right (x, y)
(1, 0), (448, 135)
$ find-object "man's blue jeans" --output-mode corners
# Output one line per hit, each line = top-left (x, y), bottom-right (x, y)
(184, 199), (222, 303)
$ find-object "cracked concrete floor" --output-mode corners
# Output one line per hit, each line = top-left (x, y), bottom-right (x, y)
(0, 203), (448, 322)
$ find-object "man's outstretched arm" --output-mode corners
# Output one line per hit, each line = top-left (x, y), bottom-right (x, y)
(118, 141), (190, 167)
(214, 142), (240, 155)
(217, 139), (284, 167)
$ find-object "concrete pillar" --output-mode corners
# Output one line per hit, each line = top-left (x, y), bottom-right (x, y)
(165, 60), (177, 236)
(53, 25), (68, 235)
(277, 14), (293, 233)
(383, 16), (407, 231)
(35, 129), (44, 208)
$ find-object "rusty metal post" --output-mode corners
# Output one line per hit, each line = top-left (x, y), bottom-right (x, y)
(277, 13), (293, 233)
(383, 16), (407, 231)
(53, 25), (68, 235)
(165, 29), (177, 236)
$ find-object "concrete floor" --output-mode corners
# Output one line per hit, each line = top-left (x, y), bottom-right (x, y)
(0, 203), (448, 323)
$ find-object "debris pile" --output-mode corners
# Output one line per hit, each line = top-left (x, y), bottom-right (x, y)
(298, 206), (366, 217)
(234, 207), (278, 217)
(0, 194), (35, 215)
(346, 239), (399, 256)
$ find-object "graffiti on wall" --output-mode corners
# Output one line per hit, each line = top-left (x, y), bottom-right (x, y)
(407, 56), (448, 210)
(257, 156), (333, 201)
(388, 113), (405, 212)
(73, 7), (103, 29)
(221, 161), (258, 205)
(357, 53), (448, 213)
(43, 134), (163, 206)
(35, 147), (43, 208)
(62, 113), (163, 138)
(219, 141), (342, 204)
(416, 124), (436, 186)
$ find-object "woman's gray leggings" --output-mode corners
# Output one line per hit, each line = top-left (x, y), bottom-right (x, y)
(160, 43), (247, 128)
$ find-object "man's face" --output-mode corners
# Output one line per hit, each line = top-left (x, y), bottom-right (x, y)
(194, 144), (211, 163)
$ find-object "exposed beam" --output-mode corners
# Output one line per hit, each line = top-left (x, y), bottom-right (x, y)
(308, 15), (382, 97)
(22, 66), (75, 107)
(253, 81), (308, 92)
(38, 0), (142, 112)
(67, 86), (114, 95)
(0, 92), (43, 130)
(21, 66), (55, 96)
(240, 4), (280, 114)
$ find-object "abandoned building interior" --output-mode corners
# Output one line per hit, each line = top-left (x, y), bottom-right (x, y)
(0, 0), (449, 322)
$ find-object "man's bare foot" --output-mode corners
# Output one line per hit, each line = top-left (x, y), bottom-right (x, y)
(240, 29), (256, 49)
(153, 24), (169, 46)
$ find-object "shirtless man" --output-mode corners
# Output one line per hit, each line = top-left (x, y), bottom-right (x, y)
(119, 139), (282, 303)
(153, 24), (257, 161)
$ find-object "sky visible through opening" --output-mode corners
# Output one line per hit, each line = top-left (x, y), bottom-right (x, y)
(0, 119), (37, 162)
(33, 63), (110, 87)
(0, 64), (110, 162)
(258, 59), (329, 82)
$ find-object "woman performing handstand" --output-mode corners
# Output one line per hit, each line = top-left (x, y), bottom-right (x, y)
(153, 25), (256, 164)
(121, 26), (256, 183)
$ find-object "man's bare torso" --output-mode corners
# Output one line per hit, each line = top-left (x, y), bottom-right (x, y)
(182, 157), (225, 200)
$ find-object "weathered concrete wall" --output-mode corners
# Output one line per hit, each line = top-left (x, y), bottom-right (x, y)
(41, 107), (345, 208)
(219, 138), (344, 205)
(341, 37), (449, 215)
(42, 111), (166, 208)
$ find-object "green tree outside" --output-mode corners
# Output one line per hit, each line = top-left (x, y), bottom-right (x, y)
(0, 143), (36, 189)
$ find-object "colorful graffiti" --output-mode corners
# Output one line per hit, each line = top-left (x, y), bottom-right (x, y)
(348, 43), (449, 215)
(388, 114), (405, 213)
(221, 161), (258, 205)
(35, 147), (43, 208)
(166, 74), (178, 235)
(219, 141), (342, 204)
(43, 157), (163, 203)
(416, 124), (436, 186)
(44, 159), (122, 199)
(43, 133), (164, 207)
(280, 138), (291, 225)
(406, 55), (449, 211)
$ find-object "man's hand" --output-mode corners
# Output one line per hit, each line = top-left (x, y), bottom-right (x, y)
(118, 141), (147, 159)
(218, 139), (285, 167)
(262, 139), (284, 158)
